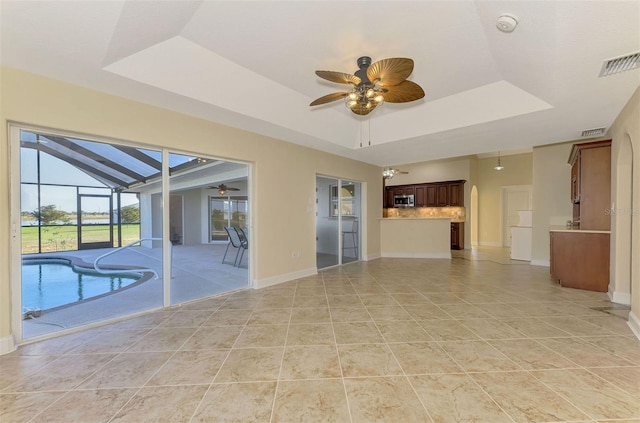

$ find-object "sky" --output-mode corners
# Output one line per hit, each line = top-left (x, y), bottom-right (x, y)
(21, 149), (139, 214)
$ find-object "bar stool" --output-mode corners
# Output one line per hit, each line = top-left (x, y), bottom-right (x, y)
(341, 220), (358, 260)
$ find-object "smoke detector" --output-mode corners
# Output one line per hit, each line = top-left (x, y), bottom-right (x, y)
(496, 14), (519, 33)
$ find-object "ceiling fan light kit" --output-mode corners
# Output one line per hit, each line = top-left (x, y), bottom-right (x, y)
(382, 167), (409, 179)
(310, 56), (425, 116)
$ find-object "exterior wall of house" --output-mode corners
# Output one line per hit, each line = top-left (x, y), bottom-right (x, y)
(0, 67), (382, 351)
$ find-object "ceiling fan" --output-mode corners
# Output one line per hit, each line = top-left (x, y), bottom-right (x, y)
(382, 167), (409, 179)
(310, 56), (425, 116)
(209, 184), (240, 195)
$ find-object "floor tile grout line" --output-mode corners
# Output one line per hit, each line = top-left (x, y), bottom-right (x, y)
(106, 302), (225, 423)
(23, 344), (137, 423)
(524, 369), (600, 422)
(266, 280), (295, 423)
(187, 295), (258, 422)
(353, 277), (436, 422)
(328, 273), (355, 423)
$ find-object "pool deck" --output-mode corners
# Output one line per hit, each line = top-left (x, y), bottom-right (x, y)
(21, 243), (248, 339)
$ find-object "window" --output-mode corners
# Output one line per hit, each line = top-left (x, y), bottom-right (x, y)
(330, 184), (356, 216)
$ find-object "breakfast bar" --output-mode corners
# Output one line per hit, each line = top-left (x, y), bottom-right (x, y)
(379, 218), (451, 259)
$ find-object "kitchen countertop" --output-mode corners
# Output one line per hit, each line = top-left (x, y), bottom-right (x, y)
(549, 226), (611, 234)
(379, 217), (451, 220)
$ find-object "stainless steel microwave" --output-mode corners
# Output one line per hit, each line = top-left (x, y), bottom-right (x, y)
(394, 194), (415, 207)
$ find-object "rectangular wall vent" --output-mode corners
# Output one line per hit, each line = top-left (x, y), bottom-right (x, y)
(581, 127), (606, 137)
(599, 52), (640, 77)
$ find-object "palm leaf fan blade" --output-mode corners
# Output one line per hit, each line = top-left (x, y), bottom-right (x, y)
(382, 81), (425, 103)
(310, 92), (350, 106)
(315, 71), (361, 85)
(367, 58), (414, 86)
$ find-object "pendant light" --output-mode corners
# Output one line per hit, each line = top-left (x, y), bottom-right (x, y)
(494, 152), (504, 171)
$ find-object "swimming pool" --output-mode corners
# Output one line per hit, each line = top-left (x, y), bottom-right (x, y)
(22, 259), (142, 312)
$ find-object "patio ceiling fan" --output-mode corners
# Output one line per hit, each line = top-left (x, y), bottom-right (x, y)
(209, 184), (240, 195)
(310, 56), (425, 116)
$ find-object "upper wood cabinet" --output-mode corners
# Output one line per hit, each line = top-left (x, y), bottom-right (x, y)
(436, 183), (449, 207)
(414, 185), (427, 207)
(385, 187), (395, 208)
(425, 184), (437, 207)
(448, 181), (464, 207)
(568, 140), (611, 230)
(384, 180), (465, 208)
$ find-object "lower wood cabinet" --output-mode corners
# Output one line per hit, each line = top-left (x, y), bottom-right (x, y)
(451, 222), (464, 250)
(549, 230), (609, 292)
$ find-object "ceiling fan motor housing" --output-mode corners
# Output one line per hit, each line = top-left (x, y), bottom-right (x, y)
(355, 56), (372, 84)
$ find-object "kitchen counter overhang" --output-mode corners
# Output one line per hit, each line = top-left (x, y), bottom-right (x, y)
(380, 218), (452, 259)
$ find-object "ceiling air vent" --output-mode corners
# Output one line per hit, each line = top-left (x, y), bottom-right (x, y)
(599, 52), (640, 77)
(581, 127), (606, 138)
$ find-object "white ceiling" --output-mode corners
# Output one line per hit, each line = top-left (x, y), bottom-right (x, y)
(2, 1), (639, 166)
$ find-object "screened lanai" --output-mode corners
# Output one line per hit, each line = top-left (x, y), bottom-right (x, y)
(18, 128), (250, 339)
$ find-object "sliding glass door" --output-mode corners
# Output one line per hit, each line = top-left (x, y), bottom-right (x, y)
(168, 152), (250, 305)
(18, 129), (164, 339)
(13, 126), (251, 341)
(316, 176), (361, 269)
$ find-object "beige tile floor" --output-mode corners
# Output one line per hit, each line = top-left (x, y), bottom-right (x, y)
(2, 255), (639, 422)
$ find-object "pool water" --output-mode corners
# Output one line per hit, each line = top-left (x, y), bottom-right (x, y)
(22, 260), (141, 311)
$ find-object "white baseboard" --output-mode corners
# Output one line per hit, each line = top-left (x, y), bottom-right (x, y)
(364, 253), (382, 261)
(628, 311), (640, 341)
(0, 334), (16, 356)
(530, 259), (550, 267)
(381, 252), (451, 259)
(254, 267), (317, 289)
(478, 241), (503, 247)
(608, 286), (631, 305)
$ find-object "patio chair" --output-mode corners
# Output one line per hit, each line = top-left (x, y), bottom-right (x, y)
(222, 226), (243, 266)
(234, 226), (249, 267)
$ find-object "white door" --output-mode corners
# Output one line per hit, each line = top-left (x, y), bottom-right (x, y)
(501, 186), (532, 247)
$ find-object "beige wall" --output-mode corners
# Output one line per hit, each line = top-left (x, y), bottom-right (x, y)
(608, 86), (640, 328)
(385, 157), (471, 187)
(0, 67), (383, 345)
(476, 153), (533, 246)
(530, 142), (574, 265)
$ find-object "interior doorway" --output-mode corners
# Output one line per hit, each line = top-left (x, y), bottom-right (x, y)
(315, 176), (362, 269)
(501, 185), (532, 247)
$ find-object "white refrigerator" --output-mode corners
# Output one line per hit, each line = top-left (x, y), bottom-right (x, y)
(510, 210), (532, 261)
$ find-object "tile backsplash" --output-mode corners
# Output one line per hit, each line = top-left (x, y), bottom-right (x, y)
(384, 206), (466, 222)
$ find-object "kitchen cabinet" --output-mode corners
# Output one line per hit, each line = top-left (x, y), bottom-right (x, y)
(550, 230), (609, 292)
(414, 185), (426, 207)
(426, 184), (437, 207)
(385, 187), (395, 208)
(568, 140), (611, 230)
(448, 182), (464, 207)
(436, 184), (449, 206)
(384, 180), (465, 208)
(549, 139), (611, 293)
(451, 222), (464, 250)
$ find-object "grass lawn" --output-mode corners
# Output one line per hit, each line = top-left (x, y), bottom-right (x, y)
(22, 224), (141, 253)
